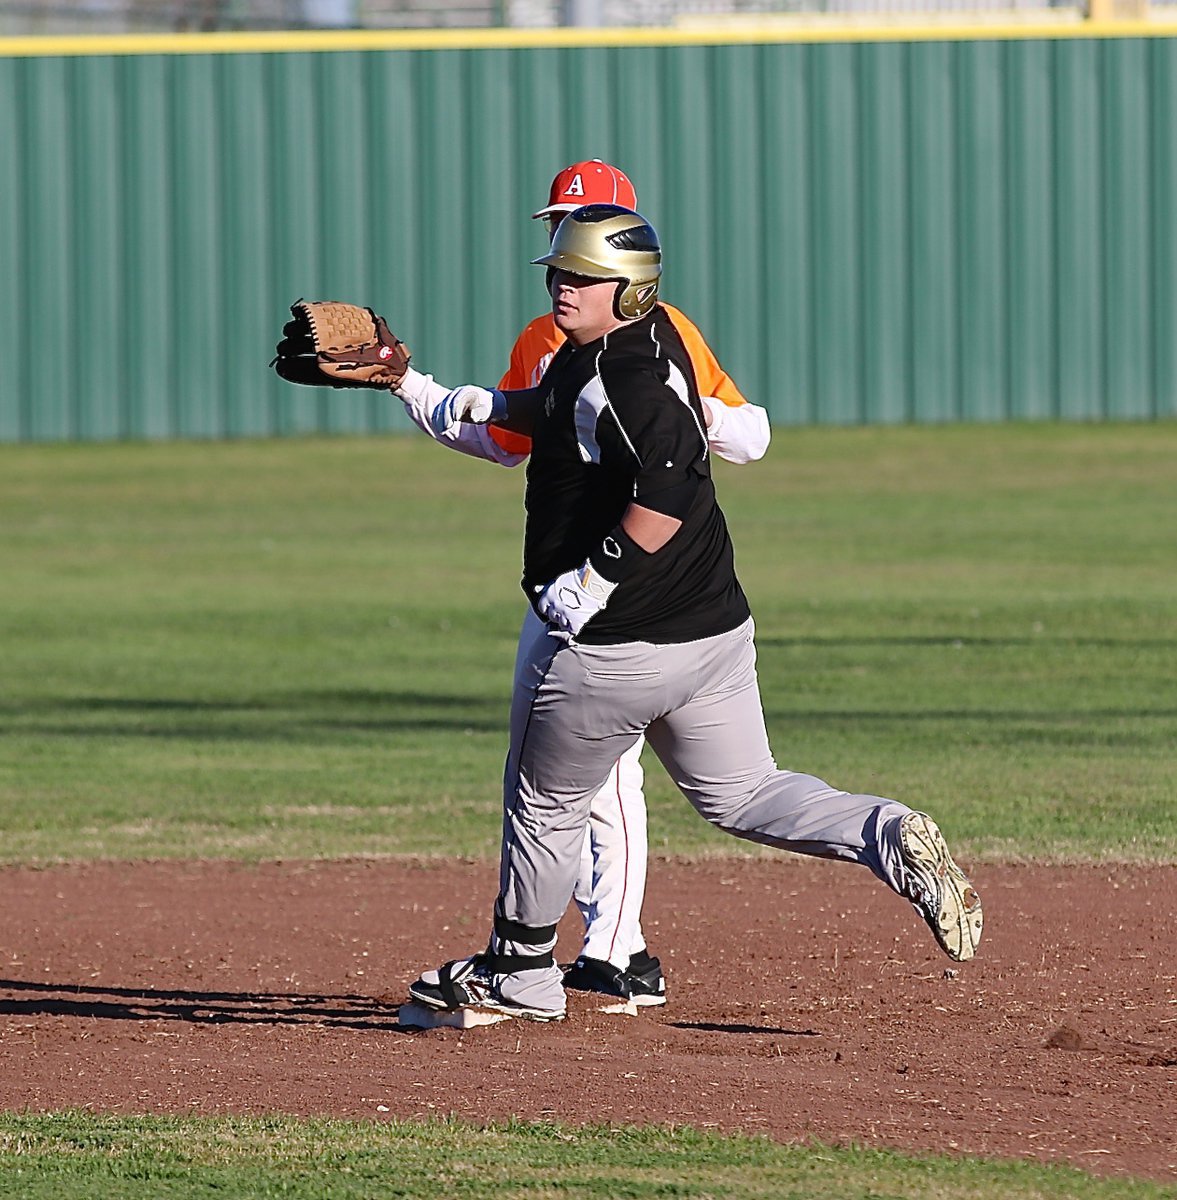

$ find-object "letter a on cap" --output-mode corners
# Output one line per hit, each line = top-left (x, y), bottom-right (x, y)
(532, 159), (638, 220)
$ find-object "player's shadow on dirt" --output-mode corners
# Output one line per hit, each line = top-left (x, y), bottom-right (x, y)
(668, 1021), (821, 1037)
(0, 978), (417, 1034)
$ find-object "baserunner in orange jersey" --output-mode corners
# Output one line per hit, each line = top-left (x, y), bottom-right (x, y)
(394, 160), (770, 1007)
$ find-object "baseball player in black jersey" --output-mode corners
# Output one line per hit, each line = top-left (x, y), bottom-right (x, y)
(409, 204), (983, 1021)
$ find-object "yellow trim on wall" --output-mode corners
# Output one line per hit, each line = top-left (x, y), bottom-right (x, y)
(1, 17), (1175, 58)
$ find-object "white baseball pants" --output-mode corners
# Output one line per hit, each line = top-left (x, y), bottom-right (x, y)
(514, 607), (648, 970)
(492, 616), (917, 1009)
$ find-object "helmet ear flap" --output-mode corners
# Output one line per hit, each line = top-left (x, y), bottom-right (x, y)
(615, 279), (659, 320)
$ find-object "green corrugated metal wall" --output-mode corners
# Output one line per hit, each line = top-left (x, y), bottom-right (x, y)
(1, 32), (1175, 441)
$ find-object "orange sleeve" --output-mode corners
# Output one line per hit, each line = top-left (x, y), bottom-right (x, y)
(488, 425), (534, 455)
(489, 315), (565, 456)
(663, 304), (748, 409)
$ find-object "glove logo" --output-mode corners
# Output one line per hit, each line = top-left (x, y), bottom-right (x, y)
(379, 346), (393, 359)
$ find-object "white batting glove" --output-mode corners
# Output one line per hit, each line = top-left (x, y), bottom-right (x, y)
(535, 561), (619, 637)
(430, 385), (504, 437)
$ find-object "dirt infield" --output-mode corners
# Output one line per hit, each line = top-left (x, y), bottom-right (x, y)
(1, 857), (1174, 1183)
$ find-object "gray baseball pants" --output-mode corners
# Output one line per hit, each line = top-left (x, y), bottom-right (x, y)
(490, 616), (915, 1010)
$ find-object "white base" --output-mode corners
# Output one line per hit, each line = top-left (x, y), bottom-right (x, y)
(597, 999), (640, 1016)
(397, 1002), (512, 1029)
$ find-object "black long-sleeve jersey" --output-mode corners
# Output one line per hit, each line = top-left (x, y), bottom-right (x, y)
(521, 305), (750, 646)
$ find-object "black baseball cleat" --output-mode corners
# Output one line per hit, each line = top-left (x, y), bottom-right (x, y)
(563, 953), (667, 1007)
(626, 949), (667, 1000)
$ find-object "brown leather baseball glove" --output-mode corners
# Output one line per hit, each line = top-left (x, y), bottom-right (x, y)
(271, 300), (411, 389)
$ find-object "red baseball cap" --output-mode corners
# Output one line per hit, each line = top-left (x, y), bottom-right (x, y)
(531, 159), (638, 220)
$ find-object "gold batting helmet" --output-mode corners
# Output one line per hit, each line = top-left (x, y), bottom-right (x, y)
(532, 203), (661, 321)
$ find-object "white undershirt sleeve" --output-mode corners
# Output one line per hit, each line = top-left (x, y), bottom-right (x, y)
(701, 396), (771, 465)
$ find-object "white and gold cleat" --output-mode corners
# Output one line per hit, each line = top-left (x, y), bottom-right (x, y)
(899, 812), (983, 961)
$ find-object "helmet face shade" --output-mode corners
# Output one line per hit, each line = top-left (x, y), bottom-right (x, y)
(533, 203), (661, 321)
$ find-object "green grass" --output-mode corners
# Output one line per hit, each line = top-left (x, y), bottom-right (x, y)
(3, 426), (1174, 1196)
(1, 423), (1175, 863)
(0, 1112), (1169, 1200)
